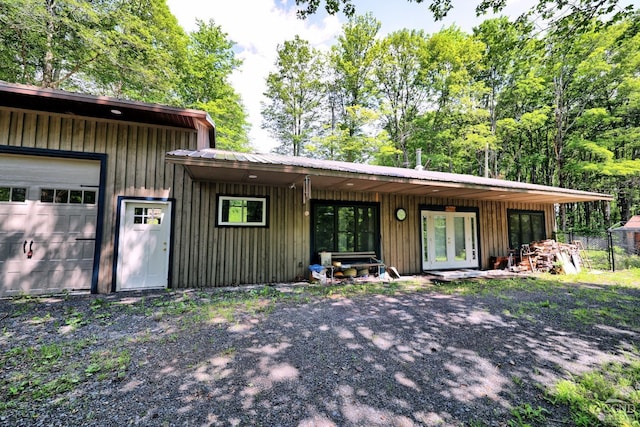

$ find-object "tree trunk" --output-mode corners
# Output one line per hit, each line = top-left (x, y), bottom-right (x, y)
(42, 0), (56, 88)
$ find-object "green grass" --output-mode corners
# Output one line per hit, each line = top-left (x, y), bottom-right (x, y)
(0, 340), (130, 407)
(550, 360), (640, 426)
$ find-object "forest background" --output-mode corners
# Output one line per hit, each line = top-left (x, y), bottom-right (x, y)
(0, 0), (638, 233)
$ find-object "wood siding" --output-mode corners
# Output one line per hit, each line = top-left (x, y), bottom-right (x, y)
(1, 108), (198, 292)
(1, 107), (556, 291)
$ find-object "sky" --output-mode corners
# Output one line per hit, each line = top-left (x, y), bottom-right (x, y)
(164, 0), (628, 153)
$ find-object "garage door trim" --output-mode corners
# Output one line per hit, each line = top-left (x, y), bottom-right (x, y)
(0, 145), (107, 294)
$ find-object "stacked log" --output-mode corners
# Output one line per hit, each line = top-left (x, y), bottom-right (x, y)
(516, 239), (584, 274)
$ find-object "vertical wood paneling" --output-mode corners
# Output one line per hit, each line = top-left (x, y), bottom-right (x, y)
(0, 110), (10, 144)
(1, 106), (565, 290)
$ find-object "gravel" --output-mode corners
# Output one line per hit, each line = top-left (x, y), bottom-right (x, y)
(1, 279), (639, 426)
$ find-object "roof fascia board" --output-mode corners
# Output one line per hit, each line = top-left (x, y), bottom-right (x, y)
(166, 154), (613, 202)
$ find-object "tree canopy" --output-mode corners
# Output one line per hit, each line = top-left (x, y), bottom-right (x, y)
(261, 8), (640, 231)
(0, 0), (251, 151)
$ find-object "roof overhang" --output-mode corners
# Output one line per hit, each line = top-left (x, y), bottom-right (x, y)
(0, 81), (216, 148)
(166, 149), (613, 204)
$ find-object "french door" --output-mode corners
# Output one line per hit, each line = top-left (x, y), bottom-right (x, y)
(421, 210), (478, 270)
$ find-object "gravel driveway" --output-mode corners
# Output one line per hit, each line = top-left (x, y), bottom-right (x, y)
(1, 278), (639, 426)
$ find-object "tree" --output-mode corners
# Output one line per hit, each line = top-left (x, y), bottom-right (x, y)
(261, 35), (326, 156)
(0, 0), (188, 104)
(473, 17), (525, 177)
(293, 0), (632, 25)
(373, 29), (430, 167)
(0, 1), (251, 149)
(329, 13), (381, 138)
(411, 26), (486, 173)
(179, 20), (250, 151)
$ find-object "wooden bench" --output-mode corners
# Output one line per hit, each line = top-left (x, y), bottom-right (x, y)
(322, 251), (385, 279)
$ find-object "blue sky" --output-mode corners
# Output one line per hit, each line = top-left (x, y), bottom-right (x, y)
(165, 0), (635, 152)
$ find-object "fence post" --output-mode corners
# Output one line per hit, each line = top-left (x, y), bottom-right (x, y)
(608, 231), (615, 272)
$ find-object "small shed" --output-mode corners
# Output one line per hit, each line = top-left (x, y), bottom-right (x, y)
(607, 215), (640, 271)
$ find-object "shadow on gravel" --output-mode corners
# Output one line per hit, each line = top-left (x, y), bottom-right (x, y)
(2, 286), (639, 426)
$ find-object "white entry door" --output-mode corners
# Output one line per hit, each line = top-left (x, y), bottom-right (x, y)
(421, 210), (478, 270)
(116, 201), (171, 291)
(0, 154), (99, 296)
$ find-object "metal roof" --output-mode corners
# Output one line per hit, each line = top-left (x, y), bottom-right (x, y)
(166, 148), (613, 204)
(610, 215), (640, 231)
(0, 81), (216, 145)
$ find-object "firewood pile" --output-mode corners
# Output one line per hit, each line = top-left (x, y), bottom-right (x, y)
(515, 239), (587, 274)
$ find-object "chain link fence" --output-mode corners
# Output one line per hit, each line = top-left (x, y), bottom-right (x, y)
(554, 229), (640, 271)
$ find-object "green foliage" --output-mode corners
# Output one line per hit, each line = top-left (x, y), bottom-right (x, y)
(0, 0), (250, 148)
(262, 35), (326, 156)
(552, 361), (640, 426)
(180, 20), (251, 151)
(508, 403), (550, 426)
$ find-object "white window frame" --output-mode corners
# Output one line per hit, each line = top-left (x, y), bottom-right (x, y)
(217, 195), (268, 227)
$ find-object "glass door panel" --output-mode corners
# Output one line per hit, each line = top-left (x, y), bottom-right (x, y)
(422, 215), (429, 264)
(434, 215), (447, 262)
(454, 216), (466, 261)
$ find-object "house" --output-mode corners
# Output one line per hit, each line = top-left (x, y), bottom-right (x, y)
(0, 81), (613, 296)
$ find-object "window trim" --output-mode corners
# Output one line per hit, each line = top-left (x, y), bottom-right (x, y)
(507, 209), (546, 250)
(216, 195), (269, 227)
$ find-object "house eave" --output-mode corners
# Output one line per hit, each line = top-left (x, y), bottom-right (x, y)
(166, 149), (613, 204)
(0, 81), (216, 148)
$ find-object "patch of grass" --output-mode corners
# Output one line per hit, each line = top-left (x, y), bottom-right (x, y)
(437, 277), (557, 296)
(508, 403), (550, 426)
(63, 309), (86, 330)
(550, 360), (640, 426)
(0, 341), (131, 405)
(550, 268), (640, 289)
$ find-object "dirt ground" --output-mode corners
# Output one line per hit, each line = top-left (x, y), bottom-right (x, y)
(1, 278), (639, 426)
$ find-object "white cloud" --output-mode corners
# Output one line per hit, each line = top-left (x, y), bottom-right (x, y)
(167, 0), (341, 152)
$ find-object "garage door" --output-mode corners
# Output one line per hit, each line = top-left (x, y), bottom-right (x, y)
(0, 154), (100, 296)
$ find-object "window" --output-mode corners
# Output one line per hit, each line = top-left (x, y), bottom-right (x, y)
(41, 189), (96, 204)
(0, 186), (26, 202)
(217, 195), (268, 227)
(133, 207), (163, 225)
(508, 210), (546, 250)
(312, 201), (380, 255)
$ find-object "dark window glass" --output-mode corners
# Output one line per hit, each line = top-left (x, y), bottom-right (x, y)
(83, 191), (96, 204)
(41, 189), (54, 203)
(11, 187), (26, 202)
(246, 200), (263, 223)
(54, 189), (68, 203)
(508, 211), (545, 250)
(312, 202), (379, 257)
(70, 190), (83, 204)
(0, 187), (10, 201)
(314, 205), (335, 253)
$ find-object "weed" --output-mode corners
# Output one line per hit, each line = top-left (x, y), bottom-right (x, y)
(508, 403), (550, 426)
(551, 360), (640, 426)
(63, 310), (85, 329)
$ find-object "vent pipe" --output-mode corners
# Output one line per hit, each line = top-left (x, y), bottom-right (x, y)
(415, 148), (424, 171)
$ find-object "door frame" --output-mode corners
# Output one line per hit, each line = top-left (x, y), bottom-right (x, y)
(0, 146), (107, 294)
(419, 205), (481, 271)
(112, 196), (175, 292)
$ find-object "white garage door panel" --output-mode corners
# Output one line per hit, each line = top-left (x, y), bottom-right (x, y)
(0, 154), (99, 296)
